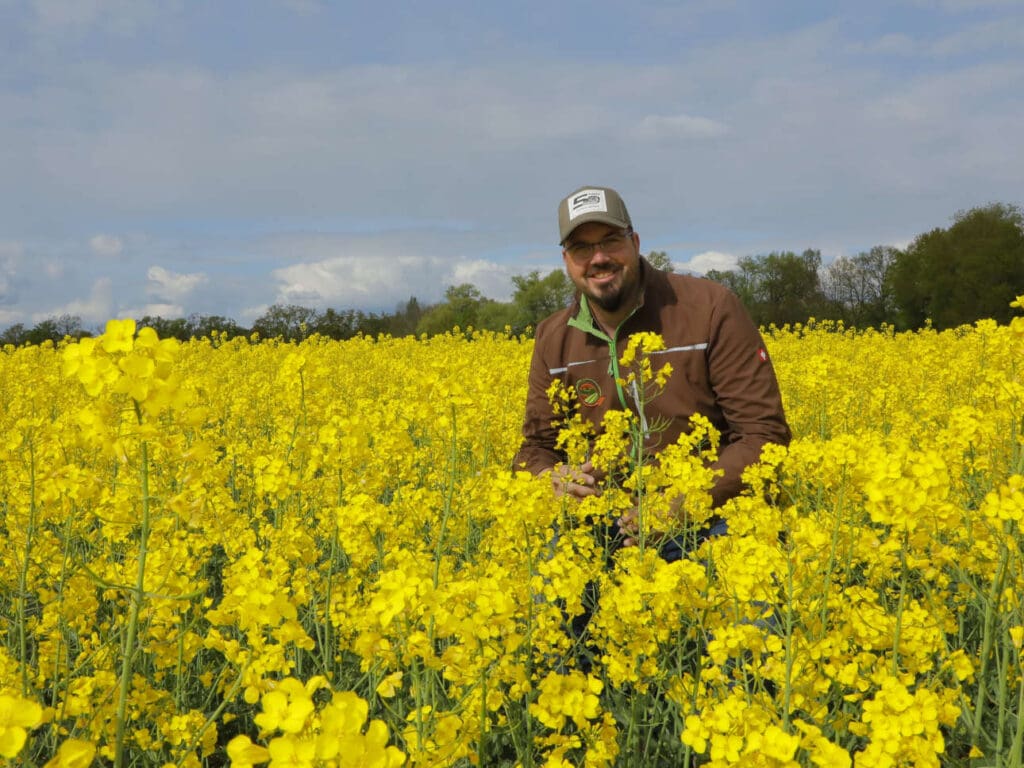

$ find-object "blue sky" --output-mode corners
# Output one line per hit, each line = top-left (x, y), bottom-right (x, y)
(1, 0), (1022, 330)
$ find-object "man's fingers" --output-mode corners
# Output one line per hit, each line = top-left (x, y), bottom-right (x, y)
(550, 463), (600, 498)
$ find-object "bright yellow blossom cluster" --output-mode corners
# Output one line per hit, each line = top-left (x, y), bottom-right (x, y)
(227, 677), (405, 767)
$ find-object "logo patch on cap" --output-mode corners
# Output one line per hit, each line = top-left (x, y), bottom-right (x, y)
(568, 189), (608, 221)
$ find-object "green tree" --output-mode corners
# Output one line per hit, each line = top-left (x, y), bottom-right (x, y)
(251, 304), (320, 342)
(19, 314), (89, 345)
(138, 315), (190, 341)
(510, 270), (573, 332)
(476, 300), (519, 333)
(705, 250), (829, 327)
(417, 285), (486, 336)
(312, 308), (365, 340)
(891, 203), (1024, 330)
(186, 314), (248, 340)
(0, 323), (28, 346)
(646, 250), (674, 272)
(823, 246), (900, 329)
(704, 268), (755, 309)
(389, 297), (424, 337)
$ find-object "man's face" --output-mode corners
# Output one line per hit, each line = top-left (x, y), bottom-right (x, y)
(562, 222), (641, 316)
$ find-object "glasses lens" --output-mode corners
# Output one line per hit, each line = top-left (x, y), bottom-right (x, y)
(567, 243), (592, 262)
(602, 234), (626, 250)
(565, 229), (631, 263)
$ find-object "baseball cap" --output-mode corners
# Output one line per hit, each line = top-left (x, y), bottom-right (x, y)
(558, 185), (633, 244)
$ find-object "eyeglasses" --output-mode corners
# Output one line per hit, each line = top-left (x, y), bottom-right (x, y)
(563, 229), (633, 263)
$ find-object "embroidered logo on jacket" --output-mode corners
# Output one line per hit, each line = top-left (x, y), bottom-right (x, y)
(577, 378), (605, 407)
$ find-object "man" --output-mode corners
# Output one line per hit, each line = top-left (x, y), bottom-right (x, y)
(513, 185), (791, 544)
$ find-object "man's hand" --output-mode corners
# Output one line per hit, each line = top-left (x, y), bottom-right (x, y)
(617, 506), (669, 548)
(549, 460), (601, 499)
(617, 506), (640, 547)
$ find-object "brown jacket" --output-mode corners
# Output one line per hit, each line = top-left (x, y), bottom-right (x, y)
(513, 260), (791, 507)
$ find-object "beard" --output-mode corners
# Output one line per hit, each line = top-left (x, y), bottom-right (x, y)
(581, 264), (640, 316)
(588, 287), (626, 313)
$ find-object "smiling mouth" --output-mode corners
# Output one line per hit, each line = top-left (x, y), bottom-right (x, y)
(587, 267), (619, 280)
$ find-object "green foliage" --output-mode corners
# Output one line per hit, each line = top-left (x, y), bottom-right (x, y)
(646, 250), (674, 272)
(0, 314), (89, 346)
(185, 314), (248, 340)
(311, 308), (367, 340)
(704, 268), (754, 306)
(705, 250), (831, 327)
(891, 203), (1024, 330)
(416, 284), (489, 336)
(823, 246), (900, 329)
(251, 303), (320, 341)
(415, 272), (573, 337)
(138, 315), (189, 341)
(510, 270), (574, 331)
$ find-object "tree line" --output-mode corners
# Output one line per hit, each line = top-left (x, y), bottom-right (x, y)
(709, 202), (1024, 330)
(3, 202), (1021, 347)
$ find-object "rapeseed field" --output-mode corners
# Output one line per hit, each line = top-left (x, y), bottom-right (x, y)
(2, 300), (1024, 767)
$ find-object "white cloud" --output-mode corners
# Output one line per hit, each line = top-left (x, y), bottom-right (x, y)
(37, 277), (113, 324)
(450, 259), (517, 302)
(89, 234), (124, 258)
(273, 254), (437, 307)
(677, 250), (739, 275)
(270, 250), (522, 311)
(146, 265), (207, 302)
(240, 303), (270, 324)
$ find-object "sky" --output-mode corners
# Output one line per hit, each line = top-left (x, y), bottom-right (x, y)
(1, 0), (1022, 331)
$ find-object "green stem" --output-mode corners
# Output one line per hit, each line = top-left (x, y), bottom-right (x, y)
(317, 472), (344, 676)
(971, 539), (1010, 746)
(16, 435), (37, 696)
(113, 422), (152, 768)
(891, 541), (909, 677)
(174, 663), (248, 767)
(782, 553), (796, 730)
(521, 523), (536, 768)
(996, 632), (1011, 762)
(1009, 670), (1024, 768)
(433, 403), (458, 587)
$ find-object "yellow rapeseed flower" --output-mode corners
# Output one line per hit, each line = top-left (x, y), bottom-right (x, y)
(43, 738), (97, 768)
(0, 693), (43, 759)
(226, 735), (270, 767)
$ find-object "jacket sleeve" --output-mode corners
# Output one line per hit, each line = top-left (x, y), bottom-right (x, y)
(512, 333), (566, 474)
(706, 290), (791, 506)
